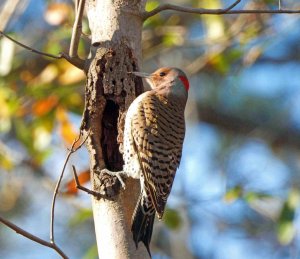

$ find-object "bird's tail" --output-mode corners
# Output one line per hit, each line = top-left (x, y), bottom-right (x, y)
(131, 194), (155, 257)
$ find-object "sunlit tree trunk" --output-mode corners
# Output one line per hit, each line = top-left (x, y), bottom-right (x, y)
(82, 1), (149, 258)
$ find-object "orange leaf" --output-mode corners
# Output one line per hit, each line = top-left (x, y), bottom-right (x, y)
(56, 107), (78, 145)
(64, 169), (90, 195)
(32, 95), (58, 116)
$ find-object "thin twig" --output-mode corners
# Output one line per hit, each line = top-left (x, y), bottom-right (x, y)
(223, 9), (300, 14)
(69, 0), (85, 59)
(0, 215), (68, 259)
(60, 52), (85, 70)
(0, 131), (89, 259)
(0, 30), (84, 69)
(142, 0), (241, 19)
(72, 165), (102, 198)
(220, 0), (242, 13)
(142, 0), (300, 20)
(50, 132), (89, 243)
(0, 30), (62, 59)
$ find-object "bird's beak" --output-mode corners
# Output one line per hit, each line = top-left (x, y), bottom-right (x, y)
(130, 71), (151, 78)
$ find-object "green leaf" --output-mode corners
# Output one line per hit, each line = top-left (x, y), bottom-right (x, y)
(0, 153), (14, 171)
(244, 191), (271, 203)
(145, 0), (159, 12)
(277, 188), (300, 245)
(14, 119), (34, 152)
(277, 222), (295, 245)
(223, 185), (243, 203)
(163, 208), (182, 230)
(162, 33), (180, 47)
(69, 208), (93, 226)
(83, 244), (98, 259)
(0, 85), (19, 132)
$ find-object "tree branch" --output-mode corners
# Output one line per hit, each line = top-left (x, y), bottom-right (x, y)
(142, 0), (241, 19)
(69, 0), (85, 66)
(0, 31), (85, 69)
(50, 132), (89, 243)
(0, 215), (68, 259)
(224, 9), (300, 14)
(0, 132), (90, 258)
(0, 30), (62, 59)
(142, 0), (300, 20)
(71, 165), (103, 198)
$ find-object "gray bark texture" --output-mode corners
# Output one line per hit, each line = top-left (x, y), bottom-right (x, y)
(80, 0), (150, 258)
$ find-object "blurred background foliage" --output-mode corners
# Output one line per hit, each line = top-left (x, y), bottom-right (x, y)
(1, 0), (300, 258)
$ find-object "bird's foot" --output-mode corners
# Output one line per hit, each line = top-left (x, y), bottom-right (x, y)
(100, 169), (126, 190)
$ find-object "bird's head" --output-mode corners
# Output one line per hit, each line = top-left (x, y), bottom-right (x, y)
(132, 67), (189, 101)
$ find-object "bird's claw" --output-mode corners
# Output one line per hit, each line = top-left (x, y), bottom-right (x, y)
(100, 168), (126, 190)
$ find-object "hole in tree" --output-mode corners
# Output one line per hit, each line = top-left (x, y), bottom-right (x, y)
(101, 100), (123, 171)
(92, 42), (100, 47)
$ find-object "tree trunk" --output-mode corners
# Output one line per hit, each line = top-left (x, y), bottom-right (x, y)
(81, 1), (149, 258)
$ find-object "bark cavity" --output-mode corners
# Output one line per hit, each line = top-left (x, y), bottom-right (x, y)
(81, 43), (143, 198)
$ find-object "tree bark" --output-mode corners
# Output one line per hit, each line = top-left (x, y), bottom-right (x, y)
(81, 1), (149, 258)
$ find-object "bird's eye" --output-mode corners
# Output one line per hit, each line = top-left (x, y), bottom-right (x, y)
(159, 72), (166, 77)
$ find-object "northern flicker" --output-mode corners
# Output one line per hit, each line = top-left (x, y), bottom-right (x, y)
(128, 67), (189, 254)
(101, 67), (189, 256)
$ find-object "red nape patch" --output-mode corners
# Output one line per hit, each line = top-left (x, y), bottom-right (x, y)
(179, 76), (189, 91)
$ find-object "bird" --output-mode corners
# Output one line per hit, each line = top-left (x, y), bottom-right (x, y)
(124, 67), (189, 256)
(101, 67), (189, 256)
